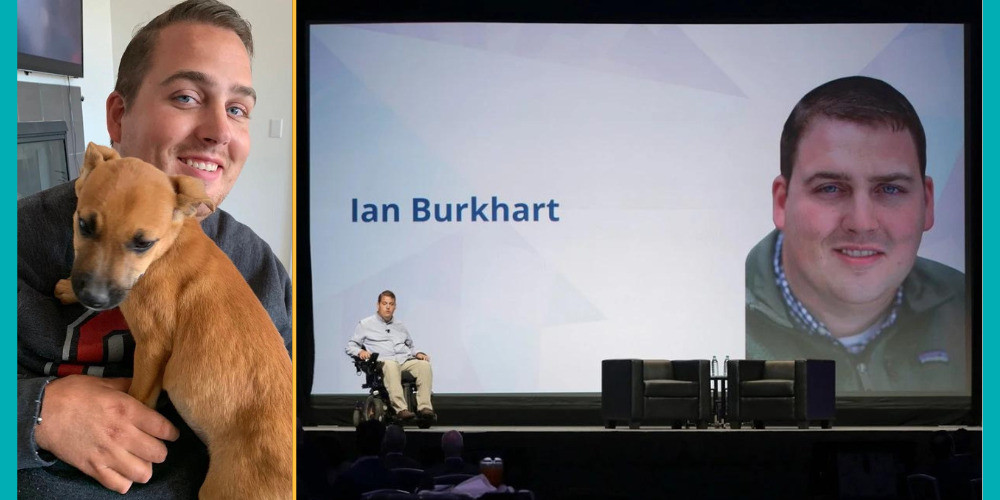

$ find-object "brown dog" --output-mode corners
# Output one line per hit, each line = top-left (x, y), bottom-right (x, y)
(55, 143), (292, 499)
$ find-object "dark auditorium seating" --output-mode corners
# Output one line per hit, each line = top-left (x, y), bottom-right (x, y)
(361, 488), (418, 500)
(906, 473), (941, 500)
(391, 467), (432, 493)
(479, 491), (535, 500)
(415, 493), (469, 499)
(433, 473), (475, 487)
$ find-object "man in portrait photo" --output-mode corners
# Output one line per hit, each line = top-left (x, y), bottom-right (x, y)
(745, 76), (967, 394)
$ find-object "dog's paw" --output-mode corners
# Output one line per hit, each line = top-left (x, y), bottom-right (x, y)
(54, 279), (78, 304)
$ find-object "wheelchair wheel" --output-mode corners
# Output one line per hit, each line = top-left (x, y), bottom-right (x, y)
(352, 407), (362, 427)
(363, 396), (386, 423)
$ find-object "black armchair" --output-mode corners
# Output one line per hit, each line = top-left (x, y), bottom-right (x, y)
(726, 359), (835, 429)
(601, 359), (712, 429)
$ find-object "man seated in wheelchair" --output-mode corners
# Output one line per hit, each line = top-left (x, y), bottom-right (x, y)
(346, 290), (436, 423)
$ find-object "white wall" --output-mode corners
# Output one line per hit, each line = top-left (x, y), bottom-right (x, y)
(80, 0), (115, 148)
(108, 0), (294, 270)
(16, 0), (115, 149)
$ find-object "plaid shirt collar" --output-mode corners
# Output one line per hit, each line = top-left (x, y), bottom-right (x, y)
(773, 232), (902, 355)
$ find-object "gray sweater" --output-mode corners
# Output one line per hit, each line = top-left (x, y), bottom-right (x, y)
(17, 181), (292, 498)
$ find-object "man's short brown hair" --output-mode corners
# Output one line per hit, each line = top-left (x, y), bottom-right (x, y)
(114, 0), (253, 109)
(780, 76), (926, 181)
(378, 290), (396, 303)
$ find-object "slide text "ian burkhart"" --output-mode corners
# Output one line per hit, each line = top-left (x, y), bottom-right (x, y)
(352, 196), (561, 223)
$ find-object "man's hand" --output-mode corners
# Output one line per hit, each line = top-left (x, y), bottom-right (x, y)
(416, 352), (430, 361)
(358, 350), (371, 361)
(34, 375), (180, 494)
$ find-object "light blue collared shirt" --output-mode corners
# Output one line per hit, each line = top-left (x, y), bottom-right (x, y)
(346, 313), (417, 364)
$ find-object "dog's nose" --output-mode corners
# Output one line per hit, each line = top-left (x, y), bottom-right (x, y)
(77, 287), (111, 310)
(72, 273), (121, 310)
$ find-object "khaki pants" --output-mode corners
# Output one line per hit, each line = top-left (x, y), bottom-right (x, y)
(381, 358), (433, 412)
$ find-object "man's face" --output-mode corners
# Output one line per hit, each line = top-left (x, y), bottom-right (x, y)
(378, 296), (396, 322)
(773, 117), (934, 317)
(108, 22), (255, 215)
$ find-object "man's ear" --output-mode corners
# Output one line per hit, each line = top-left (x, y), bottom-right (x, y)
(772, 174), (789, 230)
(922, 175), (935, 231)
(107, 91), (126, 145)
(170, 175), (216, 219)
(77, 143), (120, 197)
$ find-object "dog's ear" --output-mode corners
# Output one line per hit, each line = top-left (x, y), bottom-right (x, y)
(170, 175), (216, 219)
(77, 143), (121, 197)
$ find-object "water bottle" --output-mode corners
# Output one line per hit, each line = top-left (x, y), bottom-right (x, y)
(723, 355), (730, 376)
(711, 355), (718, 376)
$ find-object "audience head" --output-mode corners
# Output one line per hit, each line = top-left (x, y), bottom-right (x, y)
(382, 424), (407, 455)
(442, 430), (464, 458)
(952, 428), (972, 455)
(929, 429), (955, 461)
(356, 420), (386, 457)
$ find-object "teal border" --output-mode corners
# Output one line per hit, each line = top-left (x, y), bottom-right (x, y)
(982, 5), (993, 492)
(7, 2), (988, 496)
(5, 0), (17, 494)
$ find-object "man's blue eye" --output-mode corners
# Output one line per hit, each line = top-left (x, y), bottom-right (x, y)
(174, 95), (193, 104)
(818, 185), (840, 193)
(880, 185), (902, 194)
(228, 106), (247, 117)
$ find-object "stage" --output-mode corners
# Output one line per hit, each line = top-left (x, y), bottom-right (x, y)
(299, 424), (982, 499)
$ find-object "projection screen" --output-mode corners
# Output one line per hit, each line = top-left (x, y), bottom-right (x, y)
(308, 23), (967, 397)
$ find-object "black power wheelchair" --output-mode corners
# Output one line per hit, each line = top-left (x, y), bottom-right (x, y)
(352, 352), (435, 428)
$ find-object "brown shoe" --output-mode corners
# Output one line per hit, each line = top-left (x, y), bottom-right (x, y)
(417, 409), (436, 419)
(396, 409), (415, 420)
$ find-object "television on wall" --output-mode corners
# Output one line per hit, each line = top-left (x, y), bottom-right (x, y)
(17, 0), (84, 78)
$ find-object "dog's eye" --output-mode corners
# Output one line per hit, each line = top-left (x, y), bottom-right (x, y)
(128, 238), (156, 253)
(78, 217), (95, 238)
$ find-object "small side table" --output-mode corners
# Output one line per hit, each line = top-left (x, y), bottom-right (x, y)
(710, 375), (728, 427)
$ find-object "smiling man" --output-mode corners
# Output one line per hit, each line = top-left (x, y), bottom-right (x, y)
(745, 76), (966, 394)
(17, 1), (292, 497)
